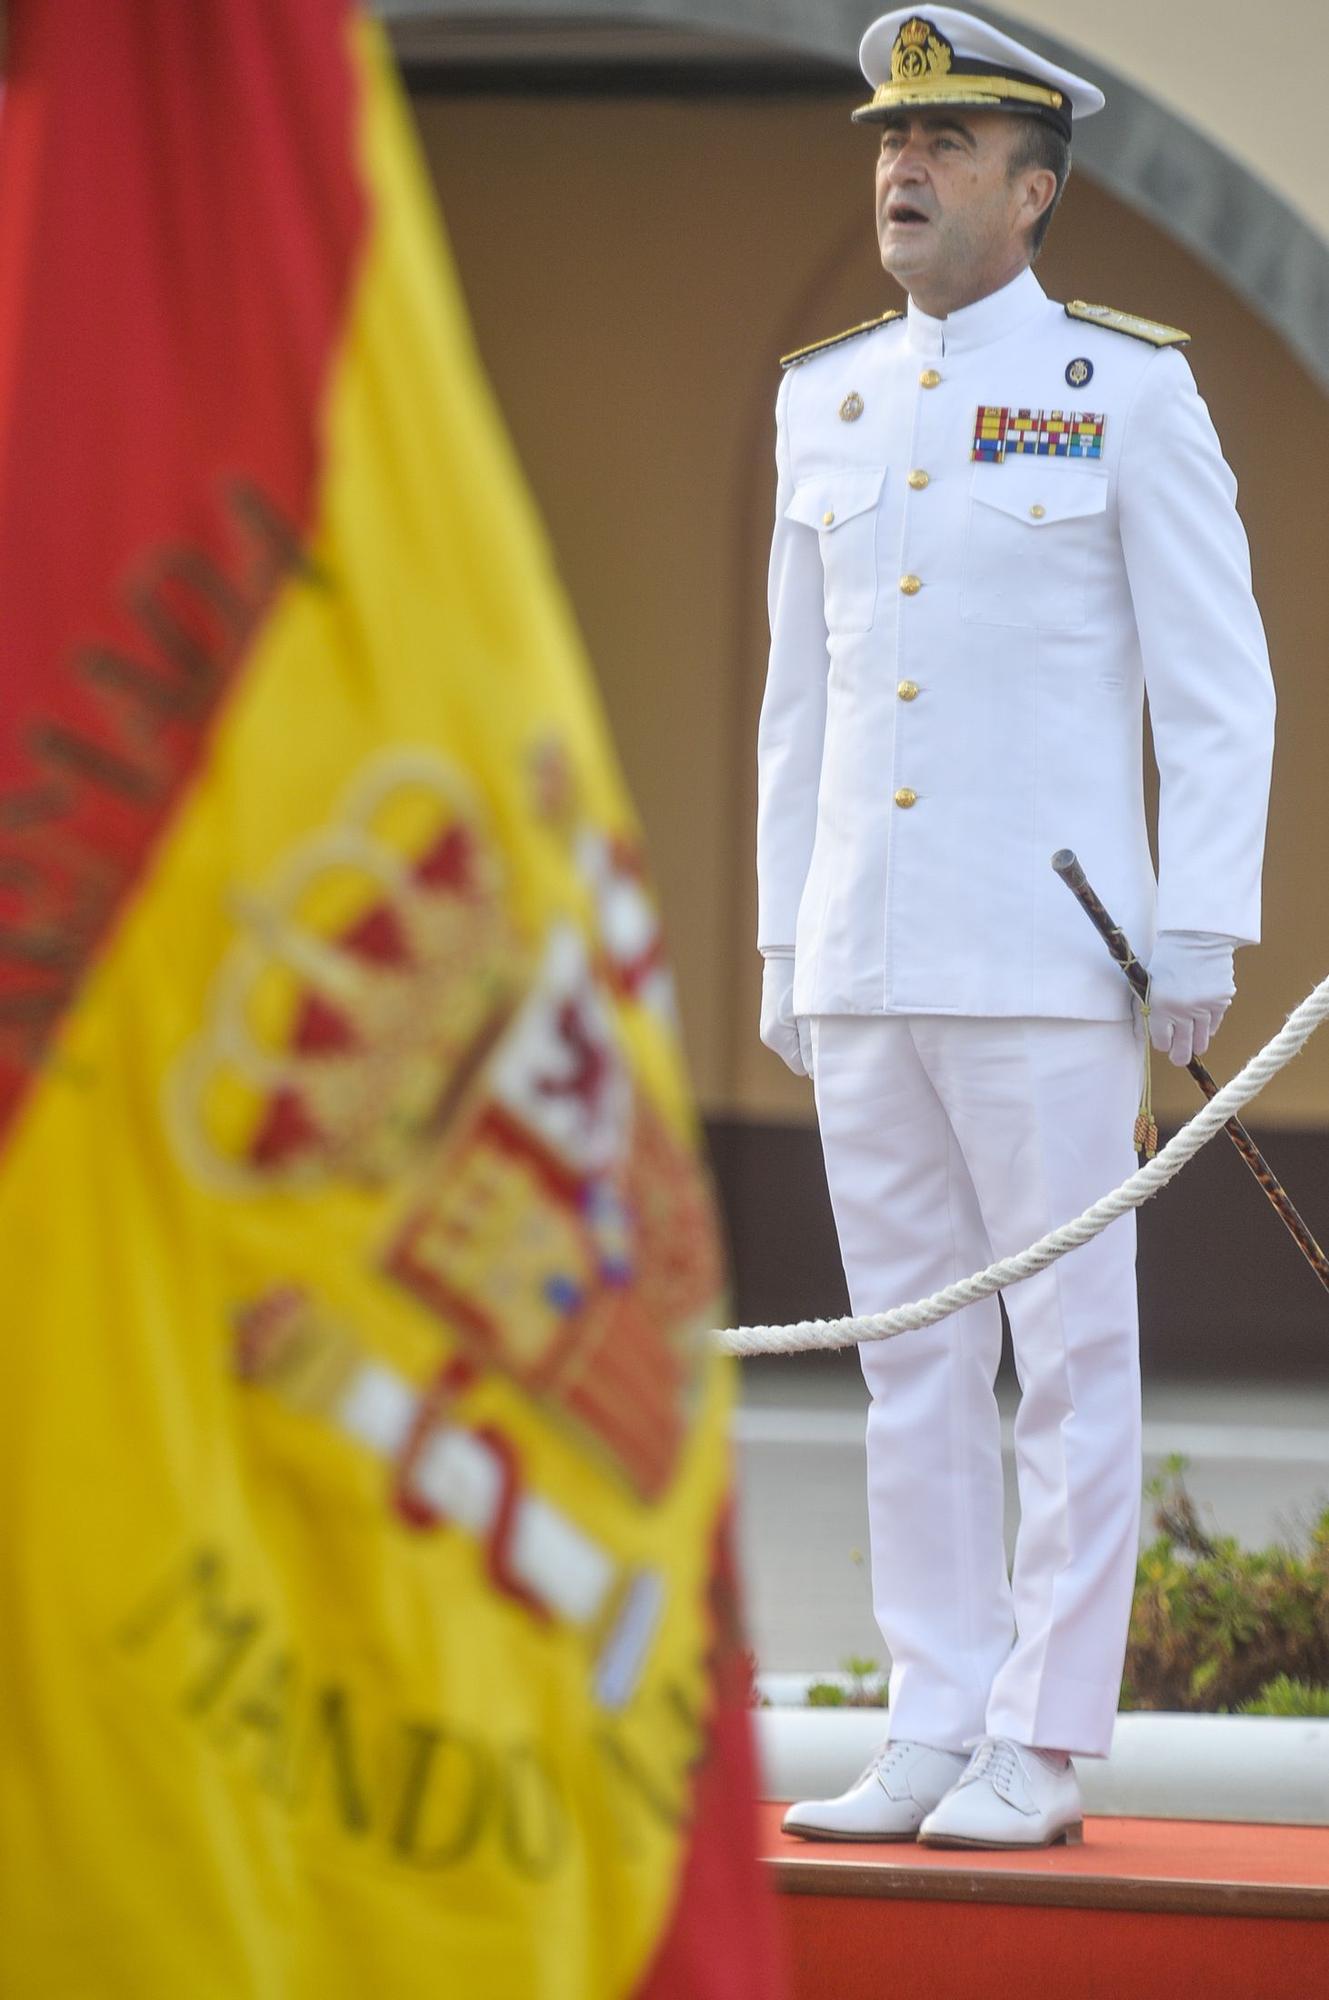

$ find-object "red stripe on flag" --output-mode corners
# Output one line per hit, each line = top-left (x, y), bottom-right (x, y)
(634, 1519), (786, 2000)
(0, 0), (369, 1137)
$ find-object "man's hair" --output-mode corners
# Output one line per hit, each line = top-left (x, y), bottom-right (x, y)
(1007, 118), (1071, 258)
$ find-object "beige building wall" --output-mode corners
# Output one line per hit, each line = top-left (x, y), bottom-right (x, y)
(1000, 0), (1329, 239)
(414, 89), (1329, 1129)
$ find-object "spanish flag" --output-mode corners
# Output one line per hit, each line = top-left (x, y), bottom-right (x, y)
(0, 5), (777, 1994)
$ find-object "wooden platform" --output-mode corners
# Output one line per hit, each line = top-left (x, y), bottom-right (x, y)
(764, 1804), (1329, 1998)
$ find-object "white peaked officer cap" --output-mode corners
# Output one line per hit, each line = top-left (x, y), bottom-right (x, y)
(853, 9), (1105, 141)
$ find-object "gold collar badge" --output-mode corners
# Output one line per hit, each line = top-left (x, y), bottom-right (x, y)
(892, 16), (954, 81)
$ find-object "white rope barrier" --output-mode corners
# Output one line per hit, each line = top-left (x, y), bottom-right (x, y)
(714, 973), (1329, 1358)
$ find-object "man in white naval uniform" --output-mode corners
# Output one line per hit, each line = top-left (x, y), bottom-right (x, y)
(758, 8), (1275, 1849)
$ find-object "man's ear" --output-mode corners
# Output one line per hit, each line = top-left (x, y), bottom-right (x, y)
(1024, 167), (1058, 230)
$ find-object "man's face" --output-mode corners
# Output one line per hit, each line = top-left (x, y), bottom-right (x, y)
(874, 108), (1044, 314)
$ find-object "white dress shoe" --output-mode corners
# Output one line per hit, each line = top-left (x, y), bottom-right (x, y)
(781, 1739), (969, 1843)
(918, 1737), (1084, 1849)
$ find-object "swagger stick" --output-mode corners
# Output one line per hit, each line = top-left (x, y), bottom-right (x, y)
(1051, 849), (1329, 1296)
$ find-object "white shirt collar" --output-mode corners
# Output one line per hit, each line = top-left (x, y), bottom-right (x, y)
(906, 265), (1046, 358)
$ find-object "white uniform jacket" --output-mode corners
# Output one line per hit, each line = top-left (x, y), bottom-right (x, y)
(756, 267), (1276, 1019)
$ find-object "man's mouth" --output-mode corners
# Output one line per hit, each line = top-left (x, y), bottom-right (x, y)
(884, 202), (931, 227)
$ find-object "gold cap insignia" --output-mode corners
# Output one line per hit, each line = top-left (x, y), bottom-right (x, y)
(840, 392), (864, 422)
(892, 16), (954, 83)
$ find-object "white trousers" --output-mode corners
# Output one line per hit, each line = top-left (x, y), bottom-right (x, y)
(809, 1014), (1143, 1759)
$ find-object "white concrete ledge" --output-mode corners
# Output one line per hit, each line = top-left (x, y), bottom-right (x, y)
(756, 1703), (1329, 1826)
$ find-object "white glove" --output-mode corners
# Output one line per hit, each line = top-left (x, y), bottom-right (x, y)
(759, 953), (811, 1078)
(1144, 931), (1238, 1068)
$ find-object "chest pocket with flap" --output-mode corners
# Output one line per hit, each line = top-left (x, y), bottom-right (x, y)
(961, 462), (1109, 631)
(786, 467), (887, 635)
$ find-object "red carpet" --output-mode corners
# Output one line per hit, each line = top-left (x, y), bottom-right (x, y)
(763, 1804), (1329, 1997)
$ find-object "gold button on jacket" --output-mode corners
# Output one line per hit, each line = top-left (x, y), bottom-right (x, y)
(899, 574), (922, 596)
(893, 787), (918, 809)
(907, 469), (930, 490)
(897, 680), (919, 701)
(919, 368), (942, 388)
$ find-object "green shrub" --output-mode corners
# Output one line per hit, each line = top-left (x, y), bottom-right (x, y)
(1240, 1675), (1329, 1718)
(805, 1657), (888, 1708)
(1122, 1458), (1329, 1714)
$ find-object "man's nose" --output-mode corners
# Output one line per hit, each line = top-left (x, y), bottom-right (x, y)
(883, 145), (926, 186)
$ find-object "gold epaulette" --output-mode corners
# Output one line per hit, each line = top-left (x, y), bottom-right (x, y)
(780, 309), (904, 371)
(1065, 300), (1191, 347)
